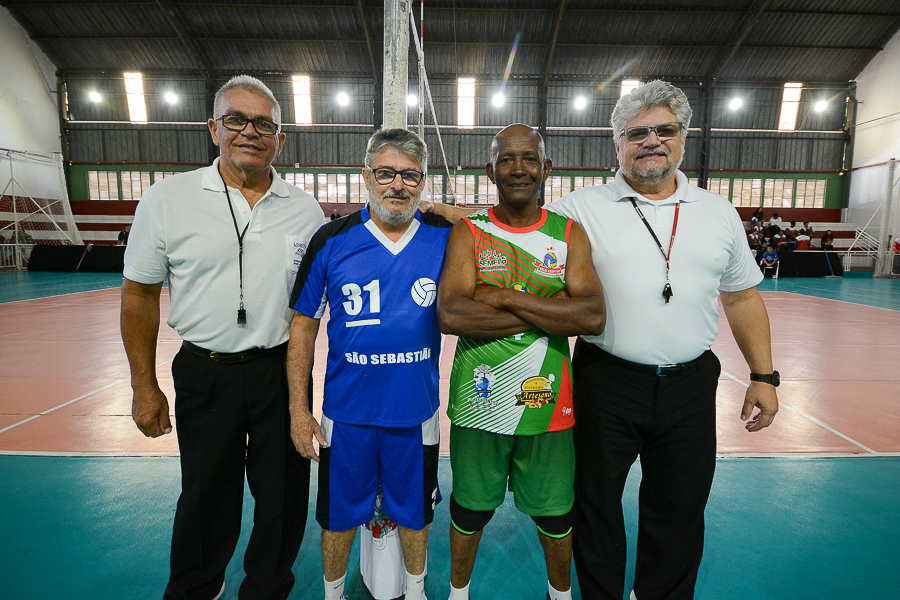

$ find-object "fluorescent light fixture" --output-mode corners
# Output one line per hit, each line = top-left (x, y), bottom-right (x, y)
(89, 91), (102, 103)
(123, 72), (148, 122)
(814, 100), (828, 113)
(620, 80), (640, 98)
(778, 82), (803, 130)
(407, 94), (418, 107)
(492, 92), (505, 108)
(728, 97), (743, 111)
(574, 96), (588, 110)
(336, 91), (350, 107)
(292, 75), (313, 124)
(458, 78), (475, 128)
(164, 91), (178, 105)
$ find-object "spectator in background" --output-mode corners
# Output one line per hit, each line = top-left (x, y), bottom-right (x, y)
(329, 208), (341, 221)
(760, 245), (778, 273)
(800, 221), (815, 237)
(786, 221), (798, 236)
(770, 227), (786, 251)
(796, 231), (811, 250)
(751, 207), (764, 225)
(768, 212), (783, 228)
(747, 230), (763, 257)
(118, 224), (131, 245)
(821, 230), (835, 251)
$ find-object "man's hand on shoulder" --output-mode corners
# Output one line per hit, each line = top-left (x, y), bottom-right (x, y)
(131, 384), (172, 437)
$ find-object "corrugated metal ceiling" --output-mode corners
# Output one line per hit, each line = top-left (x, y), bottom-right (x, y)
(3, 0), (898, 84)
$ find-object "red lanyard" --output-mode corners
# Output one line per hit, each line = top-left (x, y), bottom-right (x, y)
(629, 199), (681, 303)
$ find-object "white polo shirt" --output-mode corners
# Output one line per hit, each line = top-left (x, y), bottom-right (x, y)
(548, 170), (762, 365)
(124, 159), (325, 352)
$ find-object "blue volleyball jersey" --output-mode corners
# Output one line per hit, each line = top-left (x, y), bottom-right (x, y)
(291, 208), (452, 427)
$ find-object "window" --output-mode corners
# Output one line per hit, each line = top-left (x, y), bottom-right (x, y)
(458, 78), (476, 128)
(620, 80), (640, 98)
(153, 172), (175, 183)
(292, 75), (313, 125)
(688, 178), (699, 187)
(731, 179), (762, 207)
(123, 72), (148, 123)
(573, 176), (605, 191)
(348, 173), (366, 203)
(707, 178), (730, 199)
(121, 171), (152, 200)
(543, 176), (571, 204)
(283, 172), (315, 193)
(795, 179), (826, 208)
(764, 179), (793, 208)
(477, 175), (497, 205)
(316, 173), (347, 203)
(428, 175), (444, 202)
(452, 175), (477, 204)
(778, 83), (803, 131)
(88, 171), (119, 201)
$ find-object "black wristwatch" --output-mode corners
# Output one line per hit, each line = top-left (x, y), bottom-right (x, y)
(750, 371), (780, 387)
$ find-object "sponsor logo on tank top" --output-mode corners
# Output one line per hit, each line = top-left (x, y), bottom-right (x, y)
(476, 249), (508, 273)
(515, 374), (556, 408)
(532, 248), (565, 278)
(468, 364), (498, 411)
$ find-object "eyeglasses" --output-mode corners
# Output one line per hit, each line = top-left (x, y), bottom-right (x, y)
(366, 166), (426, 187)
(216, 114), (279, 136)
(619, 121), (684, 144)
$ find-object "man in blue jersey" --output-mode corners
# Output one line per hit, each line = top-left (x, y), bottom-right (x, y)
(287, 128), (451, 600)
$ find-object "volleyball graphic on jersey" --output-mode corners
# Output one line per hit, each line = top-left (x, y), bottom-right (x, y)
(411, 278), (437, 307)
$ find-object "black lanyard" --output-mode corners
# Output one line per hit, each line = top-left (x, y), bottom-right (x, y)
(219, 169), (251, 325)
(630, 198), (681, 304)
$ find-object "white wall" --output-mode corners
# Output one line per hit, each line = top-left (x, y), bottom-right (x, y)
(0, 7), (60, 154)
(848, 27), (900, 270)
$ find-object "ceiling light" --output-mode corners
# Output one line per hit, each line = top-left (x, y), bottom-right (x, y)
(89, 91), (102, 103)
(492, 92), (505, 108)
(336, 92), (350, 107)
(814, 100), (828, 113)
(574, 96), (588, 110)
(407, 94), (418, 107)
(728, 97), (743, 111)
(164, 91), (178, 105)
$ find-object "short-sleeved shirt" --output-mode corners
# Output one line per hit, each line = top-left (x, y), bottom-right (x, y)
(547, 169), (763, 365)
(124, 159), (325, 351)
(291, 208), (451, 428)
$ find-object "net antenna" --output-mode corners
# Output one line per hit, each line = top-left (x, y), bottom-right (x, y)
(409, 2), (457, 205)
(0, 149), (82, 270)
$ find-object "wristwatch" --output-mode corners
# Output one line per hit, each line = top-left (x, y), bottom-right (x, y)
(750, 371), (780, 387)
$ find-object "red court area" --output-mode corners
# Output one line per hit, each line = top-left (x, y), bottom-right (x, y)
(1, 289), (898, 456)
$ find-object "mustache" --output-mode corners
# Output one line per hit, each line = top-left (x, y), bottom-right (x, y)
(635, 148), (670, 159)
(382, 190), (412, 200)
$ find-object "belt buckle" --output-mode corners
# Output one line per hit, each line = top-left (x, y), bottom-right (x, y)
(656, 364), (679, 376)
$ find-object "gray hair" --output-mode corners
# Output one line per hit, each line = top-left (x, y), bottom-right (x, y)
(213, 75), (282, 125)
(611, 80), (692, 138)
(489, 123), (547, 168)
(365, 128), (428, 172)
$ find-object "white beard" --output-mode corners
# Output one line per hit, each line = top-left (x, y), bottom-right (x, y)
(367, 190), (421, 226)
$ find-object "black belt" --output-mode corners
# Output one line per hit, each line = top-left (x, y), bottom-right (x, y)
(577, 339), (707, 377)
(182, 340), (287, 364)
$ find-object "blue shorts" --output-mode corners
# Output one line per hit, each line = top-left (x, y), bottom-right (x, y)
(315, 410), (441, 531)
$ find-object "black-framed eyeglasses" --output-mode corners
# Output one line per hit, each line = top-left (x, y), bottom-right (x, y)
(216, 114), (279, 136)
(366, 166), (426, 187)
(619, 121), (684, 144)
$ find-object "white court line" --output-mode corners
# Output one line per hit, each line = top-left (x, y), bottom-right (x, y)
(0, 359), (174, 436)
(721, 370), (878, 455)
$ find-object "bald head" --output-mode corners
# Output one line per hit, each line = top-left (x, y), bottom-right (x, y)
(490, 123), (546, 170)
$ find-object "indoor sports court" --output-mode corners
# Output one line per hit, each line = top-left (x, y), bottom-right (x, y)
(1, 273), (899, 599)
(2, 2), (900, 600)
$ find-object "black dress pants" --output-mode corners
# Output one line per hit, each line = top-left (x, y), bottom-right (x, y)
(571, 340), (719, 600)
(163, 345), (311, 600)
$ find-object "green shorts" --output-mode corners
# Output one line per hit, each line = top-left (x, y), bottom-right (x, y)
(449, 423), (574, 516)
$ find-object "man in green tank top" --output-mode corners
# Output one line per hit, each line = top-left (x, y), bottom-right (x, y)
(438, 124), (607, 600)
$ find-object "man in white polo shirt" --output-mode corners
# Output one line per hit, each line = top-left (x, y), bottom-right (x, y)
(121, 75), (325, 600)
(547, 81), (779, 600)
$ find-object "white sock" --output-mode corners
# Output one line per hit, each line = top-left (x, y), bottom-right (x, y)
(405, 569), (427, 600)
(548, 581), (572, 600)
(448, 582), (470, 600)
(324, 574), (345, 600)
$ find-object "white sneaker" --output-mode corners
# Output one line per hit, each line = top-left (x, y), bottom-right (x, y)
(630, 591), (637, 600)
